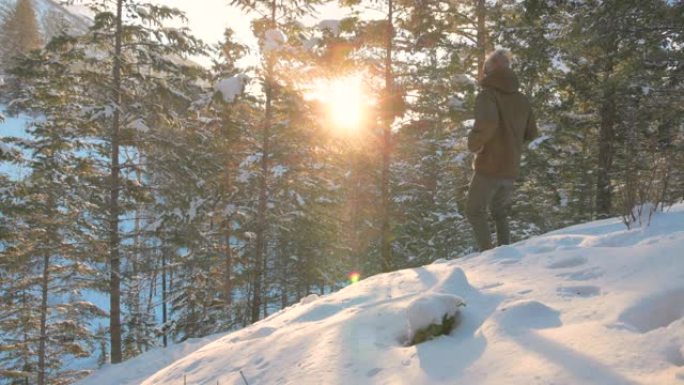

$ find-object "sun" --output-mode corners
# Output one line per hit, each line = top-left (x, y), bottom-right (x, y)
(327, 75), (364, 131)
(312, 74), (367, 134)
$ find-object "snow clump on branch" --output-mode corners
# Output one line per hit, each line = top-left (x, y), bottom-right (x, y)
(214, 74), (249, 103)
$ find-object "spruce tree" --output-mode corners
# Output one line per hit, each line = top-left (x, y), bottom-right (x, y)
(6, 0), (207, 365)
(230, 0), (324, 323)
(2, 35), (106, 385)
(76, 0), (205, 361)
(493, 0), (684, 230)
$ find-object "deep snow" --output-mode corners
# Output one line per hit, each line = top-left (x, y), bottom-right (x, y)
(78, 205), (684, 385)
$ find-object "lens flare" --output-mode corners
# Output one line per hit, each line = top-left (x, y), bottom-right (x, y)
(307, 74), (367, 135)
(348, 271), (361, 284)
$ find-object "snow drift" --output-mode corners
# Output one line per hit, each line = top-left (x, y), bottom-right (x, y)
(78, 205), (684, 385)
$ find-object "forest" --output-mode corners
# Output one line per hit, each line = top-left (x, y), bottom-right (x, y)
(0, 0), (682, 383)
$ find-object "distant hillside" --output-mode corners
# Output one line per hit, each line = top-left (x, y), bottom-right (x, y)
(0, 0), (89, 42)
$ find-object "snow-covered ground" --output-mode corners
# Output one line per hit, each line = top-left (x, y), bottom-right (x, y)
(78, 205), (684, 385)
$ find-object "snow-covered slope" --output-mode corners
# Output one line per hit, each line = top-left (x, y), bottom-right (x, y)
(78, 206), (684, 385)
(0, 0), (89, 38)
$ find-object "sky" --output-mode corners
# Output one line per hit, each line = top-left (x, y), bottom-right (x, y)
(155, 0), (351, 66)
(159, 0), (253, 50)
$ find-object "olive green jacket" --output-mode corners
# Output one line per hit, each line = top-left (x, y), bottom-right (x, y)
(468, 68), (538, 178)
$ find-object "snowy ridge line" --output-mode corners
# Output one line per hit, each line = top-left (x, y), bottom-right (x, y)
(77, 205), (684, 385)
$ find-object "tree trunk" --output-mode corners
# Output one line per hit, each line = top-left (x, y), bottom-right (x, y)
(22, 290), (31, 385)
(262, 250), (269, 318)
(596, 69), (616, 218)
(251, 77), (271, 323)
(37, 191), (57, 384)
(132, 151), (146, 354)
(161, 245), (168, 348)
(37, 253), (49, 385)
(224, 222), (233, 314)
(278, 240), (288, 309)
(621, 95), (639, 226)
(476, 0), (486, 80)
(380, 0), (394, 272)
(109, 0), (124, 364)
(251, 0), (277, 323)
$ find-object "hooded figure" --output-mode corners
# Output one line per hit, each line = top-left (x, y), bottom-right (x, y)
(465, 49), (538, 251)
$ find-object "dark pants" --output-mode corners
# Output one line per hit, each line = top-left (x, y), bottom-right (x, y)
(465, 173), (515, 251)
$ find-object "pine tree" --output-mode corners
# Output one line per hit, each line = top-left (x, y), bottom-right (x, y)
(108, 0), (125, 364)
(390, 0), (497, 261)
(493, 0), (684, 230)
(230, 0), (324, 323)
(75, 0), (205, 362)
(6, 0), (207, 366)
(2, 35), (106, 385)
(393, 59), (476, 263)
(379, 0), (397, 272)
(141, 27), (258, 336)
(327, 0), (495, 264)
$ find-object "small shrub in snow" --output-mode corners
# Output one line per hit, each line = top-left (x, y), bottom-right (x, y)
(410, 313), (460, 345)
(406, 294), (465, 346)
(622, 202), (657, 229)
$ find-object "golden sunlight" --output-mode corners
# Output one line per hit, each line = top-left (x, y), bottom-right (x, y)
(313, 75), (368, 134)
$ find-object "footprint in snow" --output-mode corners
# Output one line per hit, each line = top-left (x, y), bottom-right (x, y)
(618, 288), (684, 333)
(480, 282), (503, 290)
(522, 235), (585, 254)
(252, 356), (269, 370)
(663, 344), (684, 367)
(546, 255), (588, 269)
(557, 267), (604, 281)
(292, 303), (344, 323)
(242, 326), (276, 341)
(557, 285), (601, 298)
(497, 258), (520, 265)
(490, 245), (525, 260)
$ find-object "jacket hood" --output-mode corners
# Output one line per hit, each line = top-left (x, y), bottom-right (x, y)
(480, 67), (520, 94)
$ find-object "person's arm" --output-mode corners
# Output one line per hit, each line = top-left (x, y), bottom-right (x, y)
(524, 109), (539, 143)
(468, 89), (499, 153)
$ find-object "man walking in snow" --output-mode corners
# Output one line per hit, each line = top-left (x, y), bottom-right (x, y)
(466, 49), (538, 251)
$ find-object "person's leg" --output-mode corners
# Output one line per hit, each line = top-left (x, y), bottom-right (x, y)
(491, 179), (514, 246)
(466, 173), (498, 251)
